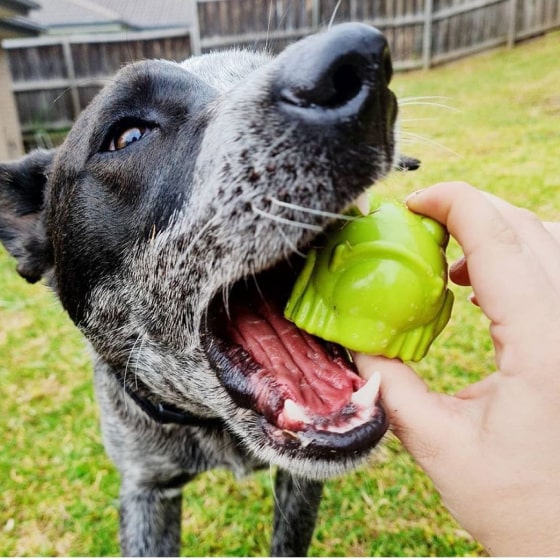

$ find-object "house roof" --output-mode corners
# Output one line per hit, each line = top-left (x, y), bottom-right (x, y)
(28, 0), (119, 28)
(28, 0), (191, 32)
(0, 0), (42, 39)
(0, 15), (42, 37)
(95, 0), (191, 30)
(0, 0), (41, 18)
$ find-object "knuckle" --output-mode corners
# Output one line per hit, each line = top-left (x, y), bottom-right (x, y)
(491, 216), (522, 248)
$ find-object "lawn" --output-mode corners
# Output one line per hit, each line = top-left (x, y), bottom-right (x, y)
(1, 30), (559, 556)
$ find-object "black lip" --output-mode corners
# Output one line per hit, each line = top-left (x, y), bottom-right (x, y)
(260, 408), (389, 460)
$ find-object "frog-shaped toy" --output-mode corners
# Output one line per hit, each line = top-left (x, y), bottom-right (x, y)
(284, 190), (454, 361)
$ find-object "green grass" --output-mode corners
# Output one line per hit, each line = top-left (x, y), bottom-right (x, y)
(1, 30), (559, 556)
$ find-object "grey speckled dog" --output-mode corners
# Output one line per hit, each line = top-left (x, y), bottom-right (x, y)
(0, 23), (412, 556)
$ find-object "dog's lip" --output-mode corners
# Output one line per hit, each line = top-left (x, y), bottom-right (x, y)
(259, 406), (388, 458)
(202, 261), (389, 456)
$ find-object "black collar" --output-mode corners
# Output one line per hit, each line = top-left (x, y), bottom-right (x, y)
(122, 377), (225, 429)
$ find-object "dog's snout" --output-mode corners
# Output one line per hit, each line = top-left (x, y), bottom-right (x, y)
(276, 23), (392, 118)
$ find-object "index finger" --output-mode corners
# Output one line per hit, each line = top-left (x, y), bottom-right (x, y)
(406, 182), (556, 327)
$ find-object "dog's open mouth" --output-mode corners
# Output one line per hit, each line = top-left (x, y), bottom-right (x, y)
(204, 260), (388, 459)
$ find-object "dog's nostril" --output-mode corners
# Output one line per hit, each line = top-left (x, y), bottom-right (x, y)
(276, 23), (392, 116)
(280, 55), (367, 110)
(328, 61), (364, 108)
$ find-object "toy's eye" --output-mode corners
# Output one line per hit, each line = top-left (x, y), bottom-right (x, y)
(104, 121), (153, 152)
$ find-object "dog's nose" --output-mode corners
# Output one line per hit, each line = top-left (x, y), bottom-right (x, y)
(275, 23), (393, 121)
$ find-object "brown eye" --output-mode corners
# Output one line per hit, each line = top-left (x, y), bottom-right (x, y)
(108, 124), (151, 152)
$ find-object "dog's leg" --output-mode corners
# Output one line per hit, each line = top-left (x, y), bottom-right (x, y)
(270, 469), (323, 557)
(119, 480), (188, 557)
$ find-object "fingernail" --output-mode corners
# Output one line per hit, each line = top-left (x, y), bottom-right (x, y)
(449, 255), (466, 273)
(404, 189), (425, 206)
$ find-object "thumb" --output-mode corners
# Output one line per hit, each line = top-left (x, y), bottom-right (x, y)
(354, 353), (460, 464)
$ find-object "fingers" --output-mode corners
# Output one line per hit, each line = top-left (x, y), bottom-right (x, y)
(441, 192), (560, 292)
(406, 182), (558, 327)
(354, 353), (458, 461)
(480, 192), (560, 285)
(544, 221), (560, 243)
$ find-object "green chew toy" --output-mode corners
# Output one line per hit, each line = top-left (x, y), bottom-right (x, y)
(284, 190), (454, 361)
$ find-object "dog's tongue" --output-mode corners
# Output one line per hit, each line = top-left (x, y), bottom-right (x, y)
(226, 297), (372, 432)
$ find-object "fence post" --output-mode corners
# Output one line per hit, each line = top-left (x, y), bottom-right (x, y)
(312, 0), (320, 30)
(350, 0), (358, 21)
(189, 0), (202, 56)
(61, 38), (81, 120)
(422, 0), (434, 69)
(422, 0), (434, 70)
(507, 0), (518, 47)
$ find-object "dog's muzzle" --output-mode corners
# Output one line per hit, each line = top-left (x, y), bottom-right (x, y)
(200, 23), (399, 466)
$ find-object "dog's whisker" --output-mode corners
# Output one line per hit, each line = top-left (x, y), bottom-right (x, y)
(269, 197), (358, 222)
(264, 123), (300, 154)
(400, 131), (461, 157)
(399, 95), (454, 102)
(133, 334), (149, 392)
(268, 467), (292, 527)
(399, 100), (460, 112)
(328, 0), (343, 29)
(274, 223), (306, 258)
(122, 333), (145, 410)
(166, 214), (221, 276)
(51, 77), (118, 111)
(265, 0), (274, 51)
(85, 322), (130, 344)
(249, 270), (267, 308)
(399, 117), (437, 123)
(221, 281), (233, 321)
(252, 204), (323, 232)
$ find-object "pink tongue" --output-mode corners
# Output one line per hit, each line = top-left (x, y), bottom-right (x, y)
(227, 300), (364, 416)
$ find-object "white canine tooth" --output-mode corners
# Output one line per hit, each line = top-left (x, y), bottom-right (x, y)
(351, 371), (381, 408)
(355, 192), (371, 216)
(283, 399), (312, 424)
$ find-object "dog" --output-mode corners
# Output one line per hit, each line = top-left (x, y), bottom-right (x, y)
(0, 23), (414, 556)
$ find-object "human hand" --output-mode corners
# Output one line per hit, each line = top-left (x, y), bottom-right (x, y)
(355, 182), (560, 556)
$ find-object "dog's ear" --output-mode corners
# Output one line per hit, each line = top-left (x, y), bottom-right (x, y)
(0, 149), (56, 283)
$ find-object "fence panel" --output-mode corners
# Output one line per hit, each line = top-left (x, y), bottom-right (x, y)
(198, 0), (310, 39)
(4, 0), (559, 142)
(7, 43), (66, 82)
(5, 30), (191, 136)
(196, 0), (559, 66)
(516, 0), (560, 37)
(431, 0), (511, 64)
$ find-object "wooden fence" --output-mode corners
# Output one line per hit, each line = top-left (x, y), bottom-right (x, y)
(3, 0), (559, 143)
(5, 29), (191, 141)
(193, 0), (560, 67)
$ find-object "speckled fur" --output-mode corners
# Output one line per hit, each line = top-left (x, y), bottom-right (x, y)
(0, 26), (398, 556)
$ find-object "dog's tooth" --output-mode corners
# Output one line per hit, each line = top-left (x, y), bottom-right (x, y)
(354, 192), (371, 216)
(283, 399), (312, 425)
(351, 371), (381, 408)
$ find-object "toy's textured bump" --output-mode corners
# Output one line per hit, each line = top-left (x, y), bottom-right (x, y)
(284, 191), (454, 361)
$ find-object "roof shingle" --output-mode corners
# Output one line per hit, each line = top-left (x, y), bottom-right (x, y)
(29, 0), (191, 31)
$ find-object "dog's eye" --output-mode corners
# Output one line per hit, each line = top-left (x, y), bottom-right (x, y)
(105, 122), (152, 152)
